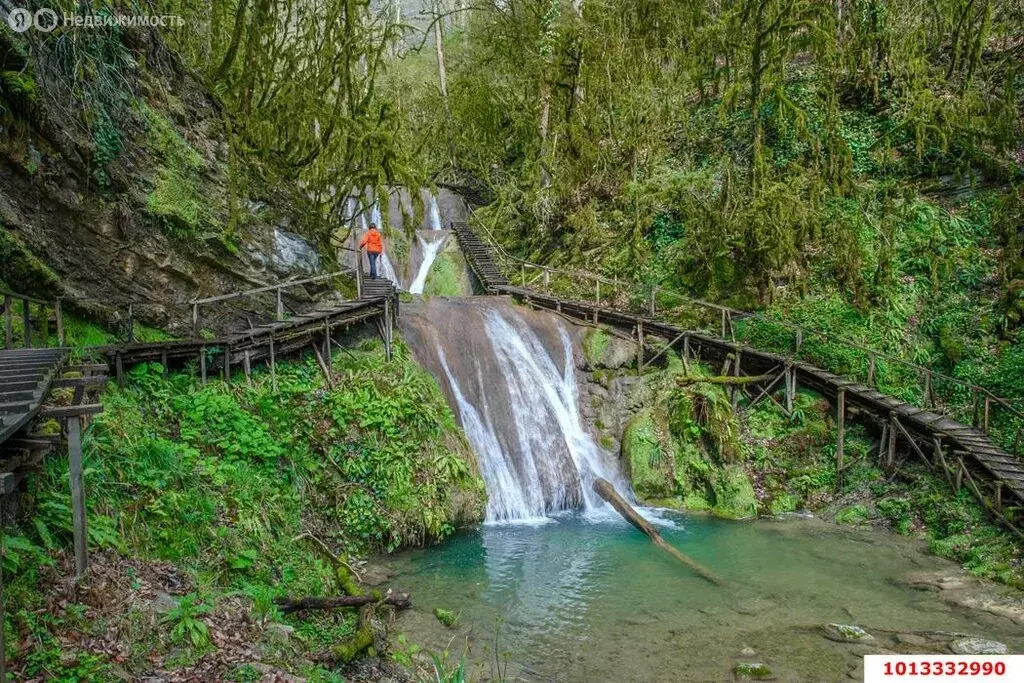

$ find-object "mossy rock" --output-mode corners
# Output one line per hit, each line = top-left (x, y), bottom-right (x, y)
(582, 328), (634, 370)
(424, 244), (473, 297)
(834, 504), (871, 526)
(621, 409), (674, 499)
(769, 493), (801, 515)
(734, 662), (773, 680)
(710, 465), (758, 519)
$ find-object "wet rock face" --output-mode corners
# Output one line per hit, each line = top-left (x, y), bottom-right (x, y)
(272, 228), (322, 275)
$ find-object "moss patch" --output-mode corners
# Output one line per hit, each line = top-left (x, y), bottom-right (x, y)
(142, 106), (218, 241)
(582, 328), (611, 367)
(424, 244), (472, 297)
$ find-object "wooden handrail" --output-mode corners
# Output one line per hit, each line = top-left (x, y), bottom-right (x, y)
(0, 288), (52, 306)
(190, 271), (351, 305)
(462, 218), (1024, 427)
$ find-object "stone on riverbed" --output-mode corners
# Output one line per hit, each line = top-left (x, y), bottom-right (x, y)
(949, 638), (1008, 655)
(823, 623), (875, 642)
(734, 662), (773, 680)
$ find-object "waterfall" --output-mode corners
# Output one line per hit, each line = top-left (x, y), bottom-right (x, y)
(400, 298), (629, 523)
(427, 195), (443, 231)
(370, 200), (382, 229)
(379, 251), (401, 287)
(409, 232), (448, 294)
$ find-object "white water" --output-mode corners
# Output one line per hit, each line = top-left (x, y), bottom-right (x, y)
(370, 200), (382, 229)
(379, 251), (401, 288)
(409, 232), (448, 294)
(427, 195), (442, 231)
(429, 304), (628, 522)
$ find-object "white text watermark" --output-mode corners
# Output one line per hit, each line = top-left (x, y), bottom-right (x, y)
(7, 8), (184, 33)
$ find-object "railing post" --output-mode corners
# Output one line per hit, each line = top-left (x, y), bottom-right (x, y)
(55, 297), (64, 347)
(595, 278), (600, 305)
(795, 328), (803, 354)
(126, 303), (134, 343)
(923, 370), (932, 408)
(39, 302), (48, 346)
(192, 303), (200, 338)
(22, 297), (31, 348)
(544, 269), (549, 288)
(276, 287), (284, 320)
(3, 294), (11, 349)
(356, 264), (363, 298)
(648, 288), (655, 317)
(68, 415), (89, 579)
(972, 389), (980, 428)
(867, 353), (876, 387)
(982, 396), (990, 434)
(636, 321), (644, 375)
(720, 309), (727, 338)
(836, 388), (846, 486)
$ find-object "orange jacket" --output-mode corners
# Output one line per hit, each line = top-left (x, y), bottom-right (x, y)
(359, 228), (383, 254)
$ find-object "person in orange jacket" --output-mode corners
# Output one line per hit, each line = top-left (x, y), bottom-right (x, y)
(359, 223), (384, 279)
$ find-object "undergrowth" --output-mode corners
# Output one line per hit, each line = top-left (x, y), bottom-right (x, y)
(2, 337), (484, 678)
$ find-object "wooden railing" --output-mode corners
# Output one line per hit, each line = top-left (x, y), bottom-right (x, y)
(466, 219), (1024, 456)
(1, 288), (65, 349)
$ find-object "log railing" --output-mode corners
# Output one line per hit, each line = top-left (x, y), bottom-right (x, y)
(467, 218), (1024, 456)
(42, 268), (359, 344)
(1, 288), (65, 349)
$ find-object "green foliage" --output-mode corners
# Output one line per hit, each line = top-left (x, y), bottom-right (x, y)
(581, 328), (613, 368)
(142, 106), (217, 241)
(160, 594), (213, 648)
(834, 505), (871, 526)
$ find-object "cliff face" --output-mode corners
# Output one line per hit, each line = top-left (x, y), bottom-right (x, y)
(0, 27), (330, 335)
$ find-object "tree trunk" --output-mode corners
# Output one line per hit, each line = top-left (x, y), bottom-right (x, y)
(676, 373), (774, 387)
(434, 3), (457, 168)
(592, 478), (724, 586)
(275, 593), (412, 614)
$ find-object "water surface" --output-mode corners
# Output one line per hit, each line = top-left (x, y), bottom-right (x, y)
(378, 513), (1022, 682)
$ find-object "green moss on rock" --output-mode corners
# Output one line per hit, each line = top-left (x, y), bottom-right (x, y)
(583, 329), (611, 367)
(424, 244), (472, 297)
(621, 409), (674, 499)
(834, 504), (871, 526)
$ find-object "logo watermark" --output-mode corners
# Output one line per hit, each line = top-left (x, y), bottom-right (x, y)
(6, 7), (183, 33)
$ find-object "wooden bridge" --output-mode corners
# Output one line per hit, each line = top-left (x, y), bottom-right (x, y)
(452, 221), (1024, 534)
(0, 266), (397, 580)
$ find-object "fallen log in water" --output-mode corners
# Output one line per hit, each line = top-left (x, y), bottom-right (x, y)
(592, 477), (724, 586)
(274, 592), (412, 614)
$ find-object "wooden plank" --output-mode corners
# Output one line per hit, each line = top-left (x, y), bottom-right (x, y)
(4, 293), (12, 350)
(68, 415), (88, 579)
(51, 376), (108, 389)
(37, 404), (104, 418)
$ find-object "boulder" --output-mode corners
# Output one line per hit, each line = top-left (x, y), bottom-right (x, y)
(949, 638), (1008, 655)
(823, 623), (875, 643)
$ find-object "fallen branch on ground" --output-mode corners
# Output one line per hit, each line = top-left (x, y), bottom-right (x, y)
(275, 592), (412, 614)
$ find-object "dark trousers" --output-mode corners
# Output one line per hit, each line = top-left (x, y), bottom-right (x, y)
(368, 252), (380, 279)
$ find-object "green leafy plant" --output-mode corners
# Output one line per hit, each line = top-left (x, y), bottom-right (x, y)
(160, 594), (213, 648)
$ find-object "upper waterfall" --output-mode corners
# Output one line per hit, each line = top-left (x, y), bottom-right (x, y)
(400, 298), (630, 522)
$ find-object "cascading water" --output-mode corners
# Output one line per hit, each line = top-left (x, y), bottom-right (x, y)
(409, 232), (448, 294)
(379, 251), (401, 287)
(400, 298), (629, 522)
(427, 195), (442, 231)
(370, 200), (382, 229)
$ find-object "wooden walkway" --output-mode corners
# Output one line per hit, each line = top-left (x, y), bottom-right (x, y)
(452, 223), (1024, 521)
(99, 290), (395, 385)
(0, 349), (67, 445)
